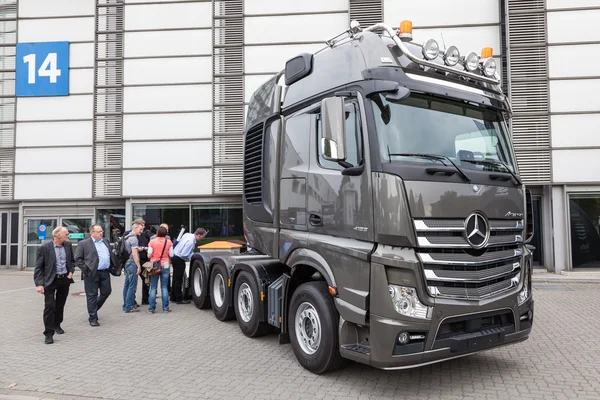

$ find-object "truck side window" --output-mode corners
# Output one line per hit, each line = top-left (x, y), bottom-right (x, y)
(317, 101), (363, 170)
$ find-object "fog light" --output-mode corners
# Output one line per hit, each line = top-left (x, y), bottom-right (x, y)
(398, 332), (410, 345)
(388, 285), (430, 319)
(422, 39), (439, 60)
(482, 58), (497, 77)
(443, 46), (460, 66)
(464, 52), (479, 72)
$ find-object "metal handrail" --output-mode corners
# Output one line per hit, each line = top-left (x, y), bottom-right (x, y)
(363, 23), (501, 85)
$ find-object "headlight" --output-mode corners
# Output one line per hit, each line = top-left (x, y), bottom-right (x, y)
(422, 39), (439, 60)
(482, 58), (497, 77)
(464, 52), (479, 72)
(443, 46), (460, 66)
(518, 264), (530, 305)
(388, 285), (430, 319)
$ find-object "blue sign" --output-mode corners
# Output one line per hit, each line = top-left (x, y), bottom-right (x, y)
(38, 224), (47, 241)
(16, 41), (69, 97)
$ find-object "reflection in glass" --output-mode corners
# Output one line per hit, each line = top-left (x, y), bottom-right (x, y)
(192, 204), (243, 245)
(62, 218), (92, 244)
(97, 209), (126, 243)
(133, 205), (190, 241)
(569, 194), (600, 268)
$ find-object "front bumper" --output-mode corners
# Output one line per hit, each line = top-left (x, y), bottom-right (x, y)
(368, 298), (533, 369)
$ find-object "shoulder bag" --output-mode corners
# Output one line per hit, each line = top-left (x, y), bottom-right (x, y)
(149, 239), (167, 277)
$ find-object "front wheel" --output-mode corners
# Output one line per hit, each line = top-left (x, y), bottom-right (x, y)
(288, 281), (345, 374)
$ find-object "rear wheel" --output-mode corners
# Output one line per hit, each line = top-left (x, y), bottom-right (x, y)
(210, 263), (235, 321)
(288, 281), (345, 374)
(234, 271), (270, 337)
(191, 261), (210, 309)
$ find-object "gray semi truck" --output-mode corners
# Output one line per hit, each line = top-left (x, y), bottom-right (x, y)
(186, 20), (534, 374)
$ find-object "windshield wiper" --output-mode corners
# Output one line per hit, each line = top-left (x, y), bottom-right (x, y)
(460, 159), (521, 186)
(388, 152), (471, 183)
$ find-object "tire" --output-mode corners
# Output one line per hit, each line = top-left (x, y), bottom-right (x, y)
(234, 271), (270, 338)
(210, 263), (235, 321)
(288, 281), (345, 374)
(191, 261), (210, 309)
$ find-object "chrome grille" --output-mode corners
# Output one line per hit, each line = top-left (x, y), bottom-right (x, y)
(415, 218), (523, 300)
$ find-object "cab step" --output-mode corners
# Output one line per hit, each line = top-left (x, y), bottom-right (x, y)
(342, 344), (371, 355)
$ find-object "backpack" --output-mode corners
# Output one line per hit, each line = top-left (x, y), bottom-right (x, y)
(115, 232), (134, 265)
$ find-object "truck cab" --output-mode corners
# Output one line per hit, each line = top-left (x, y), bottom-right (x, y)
(190, 20), (534, 374)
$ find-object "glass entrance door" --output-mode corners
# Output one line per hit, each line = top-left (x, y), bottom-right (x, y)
(23, 217), (93, 268)
(24, 218), (58, 268)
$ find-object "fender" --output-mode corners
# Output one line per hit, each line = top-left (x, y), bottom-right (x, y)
(286, 247), (337, 288)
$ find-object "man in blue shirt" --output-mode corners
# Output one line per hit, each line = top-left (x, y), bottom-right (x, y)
(75, 225), (114, 326)
(171, 228), (207, 304)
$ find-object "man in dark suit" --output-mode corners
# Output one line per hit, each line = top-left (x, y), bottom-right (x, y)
(34, 226), (75, 344)
(75, 224), (112, 327)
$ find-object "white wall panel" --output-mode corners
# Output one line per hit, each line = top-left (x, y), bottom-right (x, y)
(245, 75), (274, 103)
(123, 140), (212, 169)
(245, 0), (348, 15)
(16, 147), (92, 173)
(17, 95), (93, 121)
(15, 174), (92, 200)
(550, 80), (600, 113)
(384, 0), (499, 26)
(123, 169), (212, 197)
(70, 43), (94, 68)
(125, 3), (212, 30)
(548, 10), (600, 44)
(245, 13), (348, 44)
(124, 113), (212, 141)
(412, 26), (501, 56)
(551, 114), (600, 148)
(19, 0), (94, 17)
(70, 68), (94, 94)
(16, 121), (93, 147)
(124, 57), (212, 85)
(18, 18), (94, 42)
(547, 0), (600, 9)
(124, 30), (212, 58)
(549, 45), (600, 78)
(553, 149), (600, 182)
(124, 84), (211, 113)
(245, 43), (323, 74)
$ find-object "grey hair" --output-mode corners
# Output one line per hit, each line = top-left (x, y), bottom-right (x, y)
(52, 226), (67, 237)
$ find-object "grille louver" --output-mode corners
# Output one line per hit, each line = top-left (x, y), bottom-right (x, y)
(243, 124), (263, 204)
(93, 0), (124, 197)
(506, 0), (550, 184)
(0, 1), (16, 200)
(349, 0), (382, 27)
(213, 0), (244, 194)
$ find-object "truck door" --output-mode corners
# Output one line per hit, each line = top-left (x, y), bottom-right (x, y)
(306, 97), (374, 321)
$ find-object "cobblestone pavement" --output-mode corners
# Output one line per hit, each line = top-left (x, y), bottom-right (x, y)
(0, 269), (598, 400)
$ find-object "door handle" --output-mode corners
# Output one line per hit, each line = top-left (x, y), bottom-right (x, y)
(309, 214), (323, 226)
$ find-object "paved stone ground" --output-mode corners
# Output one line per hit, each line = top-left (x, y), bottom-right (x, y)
(0, 269), (598, 400)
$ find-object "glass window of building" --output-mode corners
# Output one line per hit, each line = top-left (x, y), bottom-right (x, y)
(133, 205), (190, 241)
(569, 194), (600, 268)
(192, 204), (243, 244)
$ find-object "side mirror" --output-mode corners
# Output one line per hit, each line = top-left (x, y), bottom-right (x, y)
(320, 97), (346, 162)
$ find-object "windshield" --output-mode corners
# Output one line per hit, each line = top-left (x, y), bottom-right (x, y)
(370, 93), (516, 173)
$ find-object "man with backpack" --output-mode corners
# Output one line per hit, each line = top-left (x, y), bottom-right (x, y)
(121, 222), (143, 313)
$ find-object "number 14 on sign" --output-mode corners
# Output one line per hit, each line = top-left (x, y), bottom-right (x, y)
(23, 53), (61, 84)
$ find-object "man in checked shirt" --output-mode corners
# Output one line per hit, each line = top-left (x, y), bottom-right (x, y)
(34, 226), (75, 344)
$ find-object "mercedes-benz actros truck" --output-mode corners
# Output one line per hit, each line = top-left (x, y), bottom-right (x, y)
(187, 20), (535, 374)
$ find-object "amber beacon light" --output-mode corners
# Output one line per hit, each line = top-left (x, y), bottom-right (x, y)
(399, 20), (413, 41)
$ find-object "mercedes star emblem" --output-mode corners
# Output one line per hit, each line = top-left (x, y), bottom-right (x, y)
(464, 212), (490, 249)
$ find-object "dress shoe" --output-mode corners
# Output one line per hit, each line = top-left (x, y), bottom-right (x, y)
(90, 320), (100, 327)
(176, 300), (190, 305)
(45, 335), (54, 344)
(55, 326), (65, 334)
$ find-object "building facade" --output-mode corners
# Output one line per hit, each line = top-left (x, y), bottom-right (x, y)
(0, 0), (598, 272)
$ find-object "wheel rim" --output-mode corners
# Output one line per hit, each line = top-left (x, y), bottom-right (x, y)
(237, 283), (253, 323)
(212, 273), (225, 308)
(193, 268), (203, 297)
(295, 302), (322, 355)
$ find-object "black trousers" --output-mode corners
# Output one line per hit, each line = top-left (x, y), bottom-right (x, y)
(139, 274), (149, 304)
(43, 276), (70, 336)
(83, 269), (112, 322)
(171, 255), (185, 302)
